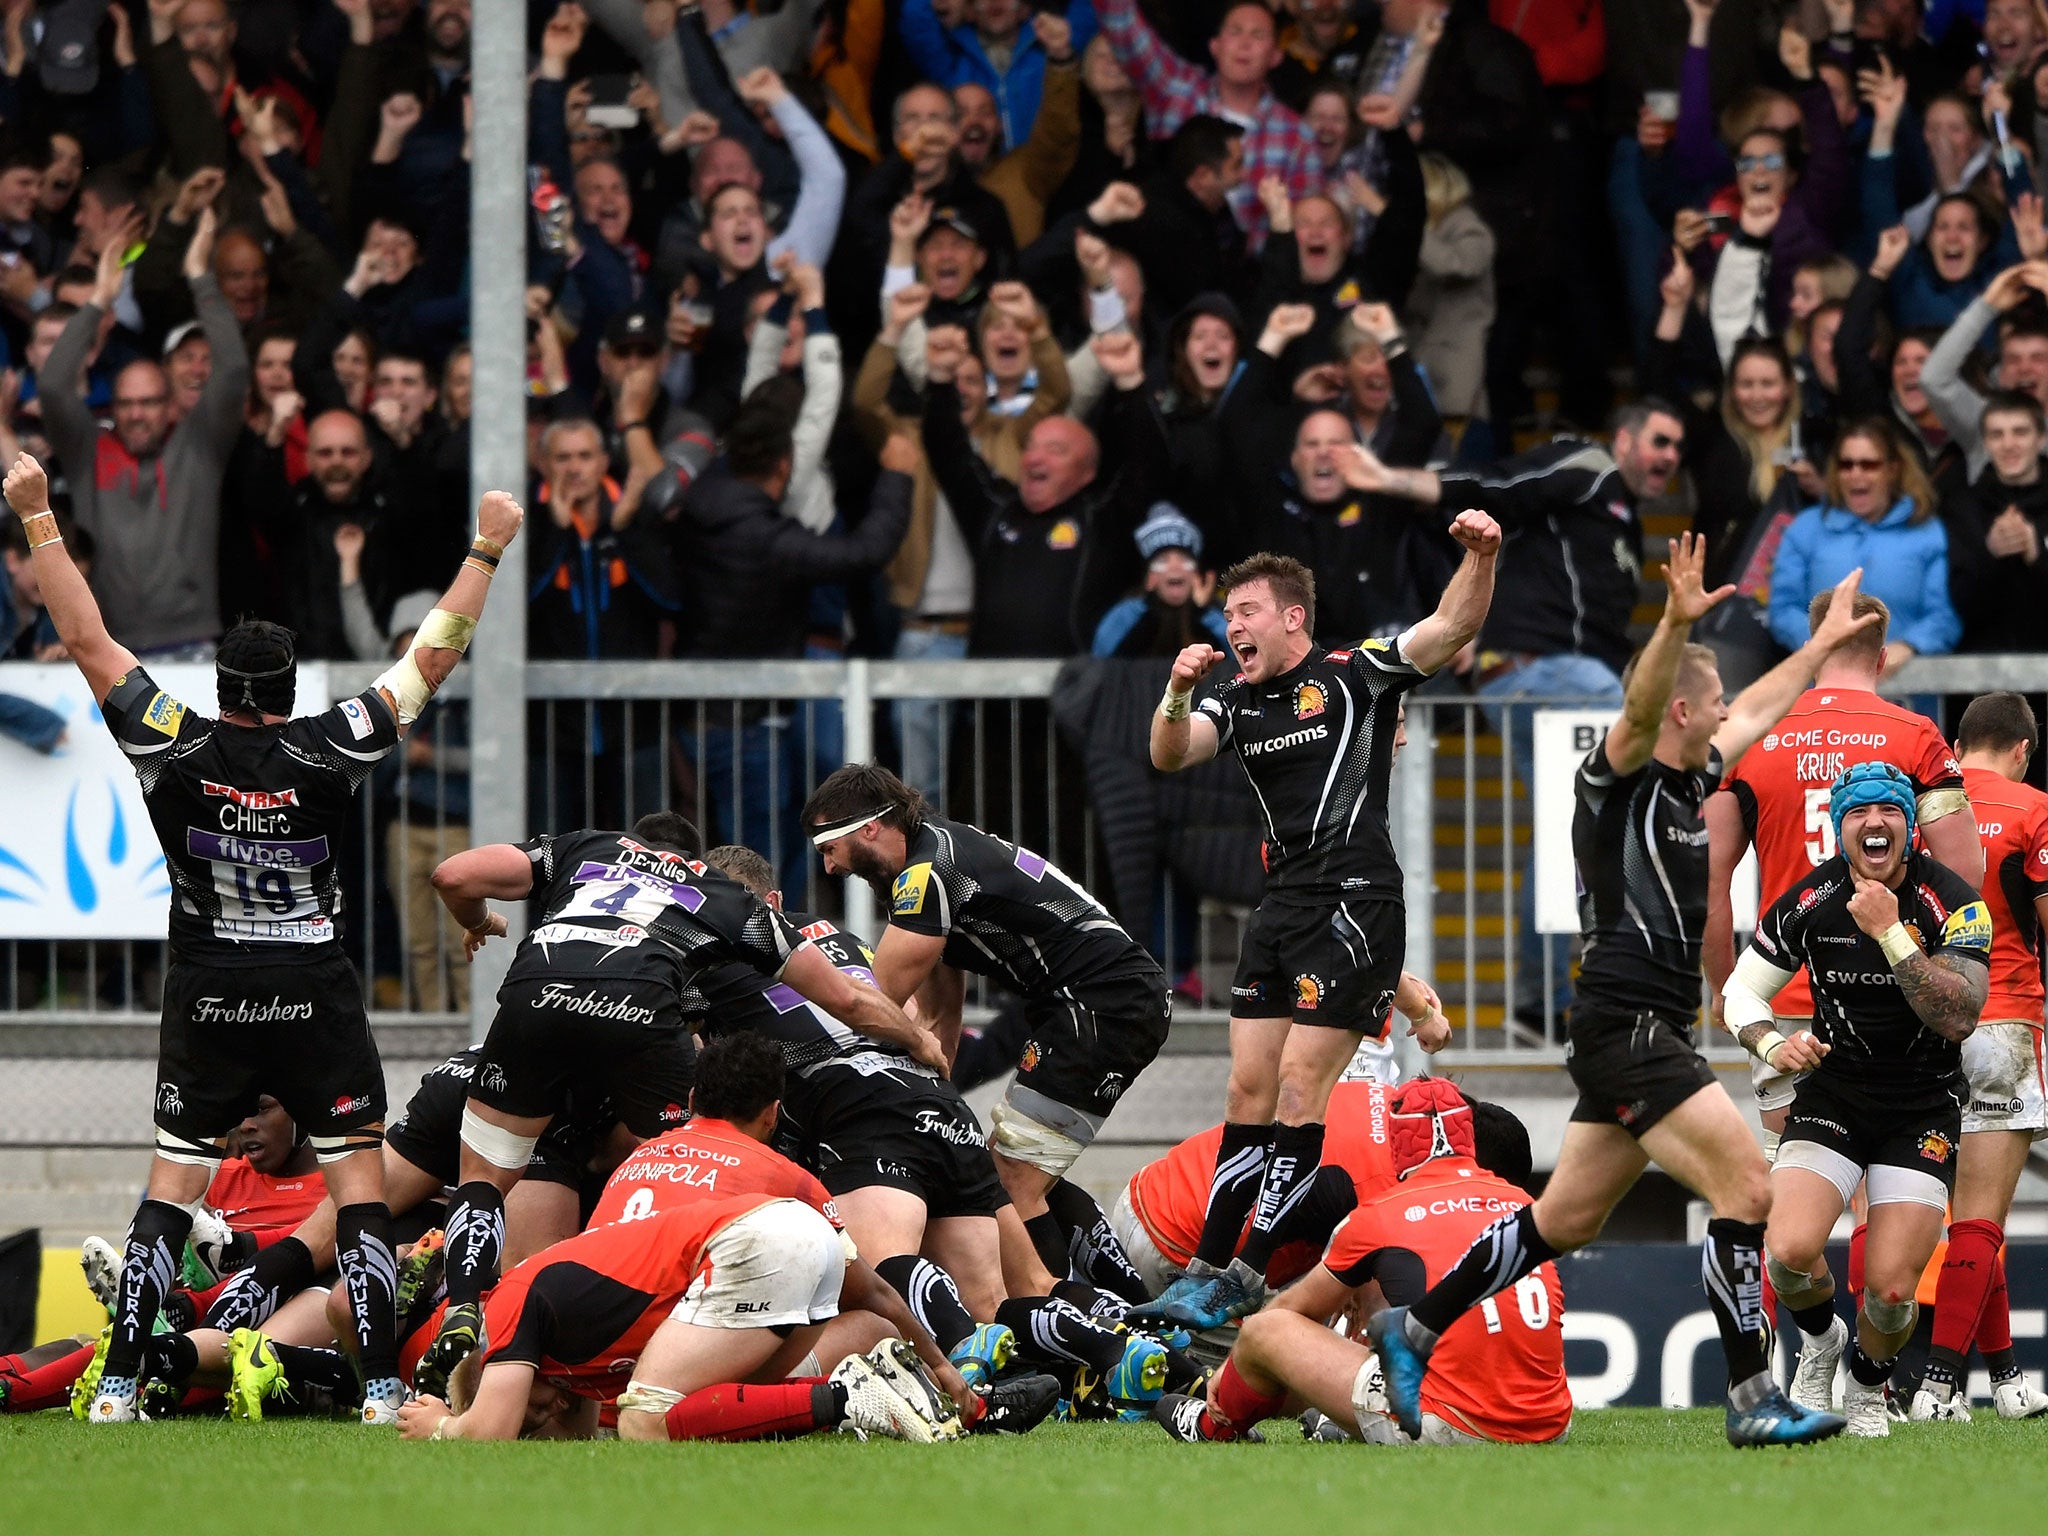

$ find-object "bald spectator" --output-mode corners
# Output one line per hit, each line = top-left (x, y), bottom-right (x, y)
(245, 408), (393, 658)
(40, 210), (246, 657)
(919, 325), (1163, 655)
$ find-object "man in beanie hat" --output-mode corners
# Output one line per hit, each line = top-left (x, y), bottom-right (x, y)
(1091, 503), (1229, 658)
(2, 448), (524, 1430)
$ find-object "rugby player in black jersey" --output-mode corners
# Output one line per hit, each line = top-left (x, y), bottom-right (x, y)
(418, 823), (942, 1395)
(1137, 514), (1500, 1330)
(1373, 537), (1881, 1448)
(1724, 762), (1992, 1437)
(687, 846), (1162, 1421)
(802, 765), (1171, 1300)
(2, 451), (521, 1425)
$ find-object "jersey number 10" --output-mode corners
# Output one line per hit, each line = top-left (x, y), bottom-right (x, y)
(1478, 1274), (1551, 1334)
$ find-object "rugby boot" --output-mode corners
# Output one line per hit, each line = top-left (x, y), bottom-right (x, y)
(1908, 1385), (1969, 1422)
(969, 1372), (1062, 1434)
(79, 1237), (120, 1317)
(395, 1230), (447, 1319)
(1170, 1258), (1267, 1332)
(1129, 1259), (1225, 1328)
(1725, 1386), (1845, 1446)
(1994, 1375), (2048, 1419)
(1367, 1305), (1430, 1440)
(864, 1339), (964, 1440)
(831, 1352), (950, 1443)
(228, 1329), (289, 1423)
(947, 1322), (1014, 1389)
(1841, 1376), (1890, 1438)
(1788, 1315), (1848, 1414)
(1106, 1334), (1169, 1407)
(413, 1300), (481, 1402)
(1300, 1407), (1353, 1441)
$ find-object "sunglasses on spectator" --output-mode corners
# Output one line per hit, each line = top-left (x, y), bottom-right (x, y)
(1736, 152), (1785, 173)
(1836, 456), (1887, 471)
(1644, 431), (1681, 449)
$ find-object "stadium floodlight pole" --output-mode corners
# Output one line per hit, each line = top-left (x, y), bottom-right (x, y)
(465, 0), (529, 1040)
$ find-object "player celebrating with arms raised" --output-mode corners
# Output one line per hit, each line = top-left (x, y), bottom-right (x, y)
(2, 450), (520, 1426)
(1373, 539), (1880, 1449)
(1140, 515), (1502, 1331)
(1725, 762), (1992, 1436)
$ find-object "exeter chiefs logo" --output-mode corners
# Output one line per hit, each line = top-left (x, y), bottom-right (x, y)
(1296, 974), (1325, 1010)
(1293, 682), (1327, 721)
(157, 1082), (183, 1115)
(1919, 1130), (1953, 1164)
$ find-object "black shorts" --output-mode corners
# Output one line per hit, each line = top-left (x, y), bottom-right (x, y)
(385, 1060), (603, 1190)
(1782, 1075), (1964, 1194)
(472, 971), (695, 1138)
(1013, 994), (1171, 1122)
(1229, 896), (1403, 1035)
(156, 954), (384, 1144)
(1565, 1009), (1719, 1137)
(806, 1062), (1009, 1221)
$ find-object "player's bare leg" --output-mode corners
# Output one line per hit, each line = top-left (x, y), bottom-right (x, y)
(421, 1099), (548, 1399)
(504, 1179), (582, 1268)
(1920, 1127), (2045, 1417)
(1766, 1163), (1856, 1419)
(833, 1187), (1002, 1387)
(993, 1199), (1059, 1296)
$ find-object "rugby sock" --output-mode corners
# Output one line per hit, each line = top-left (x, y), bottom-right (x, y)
(142, 1332), (200, 1389)
(1846, 1223), (1866, 1303)
(995, 1296), (1125, 1374)
(161, 1291), (197, 1333)
(1205, 1356), (1285, 1438)
(1024, 1212), (1069, 1280)
(1044, 1179), (1151, 1304)
(1239, 1122), (1325, 1272)
(1920, 1347), (1964, 1398)
(1701, 1219), (1771, 1403)
(273, 1343), (361, 1405)
(1053, 1279), (1131, 1324)
(1848, 1339), (1897, 1388)
(663, 1379), (835, 1441)
(0, 1343), (95, 1412)
(104, 1199), (194, 1381)
(1273, 1165), (1359, 1250)
(334, 1203), (400, 1387)
(204, 1237), (316, 1332)
(1931, 1218), (2002, 1367)
(1405, 1204), (1559, 1349)
(874, 1255), (975, 1354)
(1788, 1297), (1839, 1338)
(445, 1182), (507, 1309)
(1979, 1254), (2017, 1379)
(1190, 1122), (1273, 1269)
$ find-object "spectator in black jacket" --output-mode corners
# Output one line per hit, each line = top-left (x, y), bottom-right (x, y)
(672, 400), (914, 890)
(1110, 114), (1249, 324)
(1947, 391), (2048, 651)
(248, 407), (399, 659)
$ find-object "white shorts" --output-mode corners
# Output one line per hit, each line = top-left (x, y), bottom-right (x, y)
(1346, 1360), (1568, 1445)
(1750, 1016), (1811, 1112)
(1961, 1022), (2048, 1136)
(1109, 1184), (1183, 1298)
(669, 1199), (844, 1330)
(1773, 1140), (1949, 1211)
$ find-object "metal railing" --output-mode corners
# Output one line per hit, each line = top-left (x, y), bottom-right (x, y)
(1, 652), (2043, 1143)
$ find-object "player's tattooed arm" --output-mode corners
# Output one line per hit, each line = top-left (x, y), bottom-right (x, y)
(1892, 951), (1986, 1042)
(1734, 1020), (1777, 1056)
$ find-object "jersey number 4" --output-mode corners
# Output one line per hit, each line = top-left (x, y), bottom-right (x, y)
(1479, 1275), (1552, 1334)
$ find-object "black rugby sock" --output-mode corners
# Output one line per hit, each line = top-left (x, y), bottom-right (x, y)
(273, 1342), (362, 1404)
(1189, 1123), (1272, 1269)
(335, 1202), (399, 1385)
(1024, 1212), (1068, 1280)
(1848, 1340), (1897, 1388)
(1239, 1122), (1324, 1272)
(1044, 1179), (1151, 1304)
(874, 1255), (975, 1354)
(996, 1296), (1126, 1374)
(1702, 1219), (1771, 1401)
(205, 1236), (316, 1331)
(1407, 1204), (1560, 1346)
(104, 1200), (195, 1381)
(1789, 1297), (1839, 1338)
(142, 1331), (199, 1388)
(444, 1182), (506, 1309)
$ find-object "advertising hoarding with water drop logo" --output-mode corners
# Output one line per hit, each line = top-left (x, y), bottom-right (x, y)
(0, 662), (328, 938)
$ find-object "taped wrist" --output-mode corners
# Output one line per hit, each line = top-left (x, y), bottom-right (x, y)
(1159, 685), (1191, 721)
(1878, 923), (1918, 966)
(372, 607), (477, 726)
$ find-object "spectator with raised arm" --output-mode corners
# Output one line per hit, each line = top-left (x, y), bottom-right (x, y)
(901, 0), (1097, 152)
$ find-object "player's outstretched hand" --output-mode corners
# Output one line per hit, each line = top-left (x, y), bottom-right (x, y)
(399, 1394), (452, 1440)
(3, 451), (47, 518)
(463, 911), (508, 959)
(1448, 509), (1500, 557)
(1168, 643), (1224, 697)
(1660, 532), (1734, 626)
(1771, 1029), (1829, 1072)
(477, 490), (525, 548)
(1846, 877), (1902, 939)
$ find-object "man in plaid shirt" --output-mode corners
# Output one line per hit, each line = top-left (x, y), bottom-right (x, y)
(1094, 0), (1324, 249)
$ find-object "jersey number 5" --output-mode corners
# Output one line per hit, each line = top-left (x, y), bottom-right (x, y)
(1803, 787), (1836, 865)
(1479, 1274), (1551, 1334)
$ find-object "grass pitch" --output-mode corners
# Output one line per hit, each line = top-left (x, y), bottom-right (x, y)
(8, 1409), (2048, 1536)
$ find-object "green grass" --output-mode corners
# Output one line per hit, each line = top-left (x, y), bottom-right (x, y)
(8, 1410), (2048, 1535)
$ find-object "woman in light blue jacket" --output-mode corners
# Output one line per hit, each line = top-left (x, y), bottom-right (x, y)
(1767, 417), (1960, 660)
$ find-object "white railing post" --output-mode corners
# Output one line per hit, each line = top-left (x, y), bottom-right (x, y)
(842, 658), (876, 940)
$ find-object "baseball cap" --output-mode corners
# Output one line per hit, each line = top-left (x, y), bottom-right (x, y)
(604, 308), (661, 352)
(1135, 503), (1203, 562)
(386, 590), (441, 648)
(37, 0), (101, 96)
(918, 207), (982, 247)
(162, 321), (207, 358)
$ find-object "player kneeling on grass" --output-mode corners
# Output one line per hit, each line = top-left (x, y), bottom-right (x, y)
(1153, 1081), (1571, 1446)
(397, 1194), (962, 1444)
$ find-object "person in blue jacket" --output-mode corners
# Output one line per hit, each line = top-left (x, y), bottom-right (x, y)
(1092, 503), (1230, 658)
(1768, 417), (1960, 662)
(901, 0), (1098, 151)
